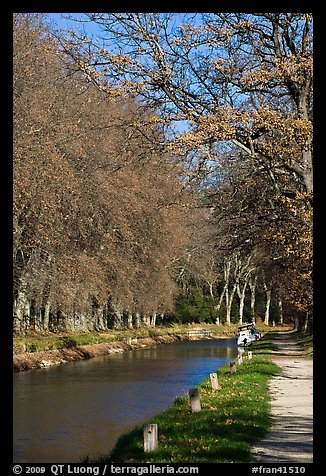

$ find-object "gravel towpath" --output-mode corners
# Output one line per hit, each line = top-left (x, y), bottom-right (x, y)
(251, 331), (313, 463)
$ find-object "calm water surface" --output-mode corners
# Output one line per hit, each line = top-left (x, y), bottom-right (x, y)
(13, 338), (238, 463)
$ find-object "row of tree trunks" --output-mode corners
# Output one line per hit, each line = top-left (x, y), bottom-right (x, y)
(212, 255), (277, 326)
(294, 310), (313, 334)
(13, 289), (288, 336)
(13, 271), (286, 335)
(13, 292), (163, 335)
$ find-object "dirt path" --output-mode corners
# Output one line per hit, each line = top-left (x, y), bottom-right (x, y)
(251, 331), (313, 463)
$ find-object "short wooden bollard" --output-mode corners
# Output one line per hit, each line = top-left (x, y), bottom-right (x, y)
(238, 354), (243, 365)
(248, 351), (252, 360)
(143, 424), (158, 452)
(230, 361), (237, 374)
(210, 372), (221, 390)
(189, 387), (201, 412)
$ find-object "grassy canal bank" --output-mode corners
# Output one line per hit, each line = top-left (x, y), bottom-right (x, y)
(85, 334), (281, 463)
(12, 324), (237, 372)
(13, 323), (288, 372)
(13, 324), (237, 355)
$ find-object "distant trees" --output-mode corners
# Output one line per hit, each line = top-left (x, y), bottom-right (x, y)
(169, 141), (312, 329)
(13, 14), (193, 335)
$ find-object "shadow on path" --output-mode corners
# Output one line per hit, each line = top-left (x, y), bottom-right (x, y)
(251, 331), (313, 463)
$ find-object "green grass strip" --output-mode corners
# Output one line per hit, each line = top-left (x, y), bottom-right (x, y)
(13, 324), (238, 354)
(86, 340), (281, 463)
(293, 331), (313, 357)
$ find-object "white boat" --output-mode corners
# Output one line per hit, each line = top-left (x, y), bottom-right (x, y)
(237, 323), (261, 346)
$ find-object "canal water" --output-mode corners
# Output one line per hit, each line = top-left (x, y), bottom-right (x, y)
(13, 338), (238, 463)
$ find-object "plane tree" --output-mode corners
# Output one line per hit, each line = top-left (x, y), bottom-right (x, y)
(13, 14), (193, 334)
(59, 13), (312, 198)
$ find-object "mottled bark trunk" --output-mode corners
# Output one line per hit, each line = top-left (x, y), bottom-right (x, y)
(150, 312), (157, 327)
(214, 285), (226, 325)
(209, 283), (214, 301)
(249, 275), (257, 322)
(225, 283), (236, 326)
(223, 259), (235, 326)
(13, 278), (30, 335)
(95, 306), (106, 330)
(238, 292), (245, 325)
(142, 314), (151, 327)
(43, 301), (51, 331)
(299, 90), (313, 196)
(113, 306), (123, 330)
(237, 281), (248, 325)
(32, 300), (43, 333)
(127, 312), (133, 329)
(302, 149), (313, 195)
(57, 309), (67, 332)
(134, 312), (141, 328)
(75, 312), (89, 332)
(13, 297), (23, 335)
(264, 289), (272, 326)
(108, 298), (124, 329)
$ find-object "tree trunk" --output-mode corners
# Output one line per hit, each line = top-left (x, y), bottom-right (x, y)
(96, 306), (106, 330)
(264, 289), (272, 326)
(214, 285), (226, 324)
(209, 283), (214, 301)
(262, 271), (272, 326)
(13, 278), (30, 335)
(150, 312), (157, 327)
(237, 281), (248, 325)
(278, 298), (283, 325)
(223, 259), (235, 326)
(294, 315), (299, 331)
(43, 300), (51, 331)
(48, 308), (57, 332)
(127, 312), (133, 329)
(249, 275), (257, 322)
(31, 300), (42, 333)
(113, 307), (123, 330)
(109, 298), (124, 329)
(225, 283), (236, 326)
(57, 309), (67, 332)
(13, 297), (22, 335)
(142, 314), (151, 327)
(238, 292), (245, 325)
(134, 312), (141, 328)
(303, 311), (309, 333)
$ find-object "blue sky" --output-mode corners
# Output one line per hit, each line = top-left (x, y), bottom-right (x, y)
(46, 13), (193, 137)
(47, 13), (104, 37)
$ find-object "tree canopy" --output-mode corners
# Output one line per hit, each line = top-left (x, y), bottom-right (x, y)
(61, 13), (312, 196)
(13, 13), (313, 335)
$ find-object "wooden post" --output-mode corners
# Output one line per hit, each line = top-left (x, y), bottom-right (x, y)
(210, 372), (221, 390)
(248, 351), (252, 360)
(143, 424), (158, 452)
(189, 388), (201, 412)
(238, 354), (243, 365)
(230, 361), (237, 374)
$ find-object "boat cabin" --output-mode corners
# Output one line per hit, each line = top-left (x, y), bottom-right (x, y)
(237, 323), (261, 346)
